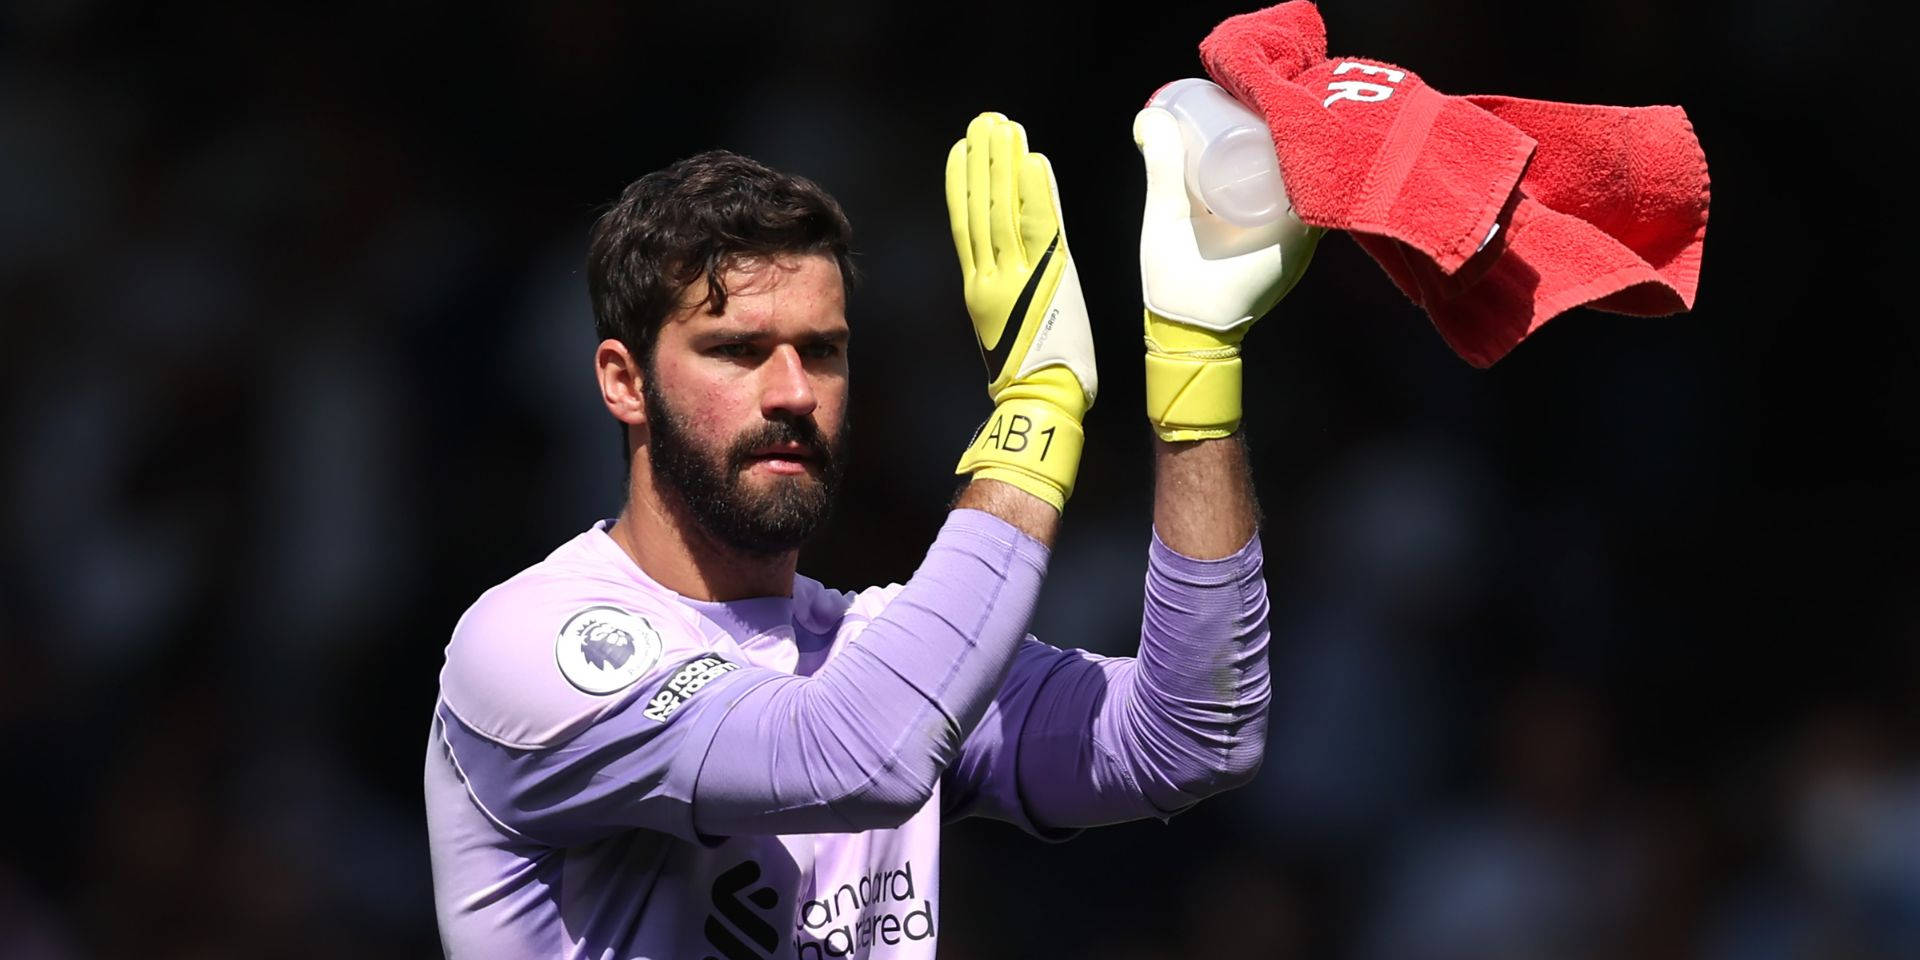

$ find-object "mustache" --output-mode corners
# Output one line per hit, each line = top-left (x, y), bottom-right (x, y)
(725, 416), (835, 472)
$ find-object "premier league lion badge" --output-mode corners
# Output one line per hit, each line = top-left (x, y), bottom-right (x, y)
(555, 606), (663, 694)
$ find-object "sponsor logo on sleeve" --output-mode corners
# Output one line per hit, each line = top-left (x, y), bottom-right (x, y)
(642, 655), (740, 722)
(555, 606), (663, 695)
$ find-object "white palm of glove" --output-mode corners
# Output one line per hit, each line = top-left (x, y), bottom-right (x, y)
(1133, 106), (1321, 336)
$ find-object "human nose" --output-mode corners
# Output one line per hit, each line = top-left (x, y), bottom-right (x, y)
(759, 344), (817, 419)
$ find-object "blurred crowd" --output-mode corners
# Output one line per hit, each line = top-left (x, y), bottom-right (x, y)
(2, 1), (1911, 957)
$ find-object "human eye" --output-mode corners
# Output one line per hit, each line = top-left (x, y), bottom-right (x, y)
(706, 340), (757, 360)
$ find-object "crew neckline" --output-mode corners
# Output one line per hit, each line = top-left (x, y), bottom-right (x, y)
(585, 519), (799, 637)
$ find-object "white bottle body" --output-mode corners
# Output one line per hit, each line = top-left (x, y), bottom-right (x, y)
(1147, 78), (1289, 228)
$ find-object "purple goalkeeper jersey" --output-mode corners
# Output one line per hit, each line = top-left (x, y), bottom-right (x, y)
(426, 509), (1271, 959)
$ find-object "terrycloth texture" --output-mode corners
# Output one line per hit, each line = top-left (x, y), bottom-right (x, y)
(1198, 2), (1710, 367)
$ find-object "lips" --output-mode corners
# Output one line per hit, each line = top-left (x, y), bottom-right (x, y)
(738, 443), (818, 476)
(727, 421), (832, 478)
(746, 443), (815, 463)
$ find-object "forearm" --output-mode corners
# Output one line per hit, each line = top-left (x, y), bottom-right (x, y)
(1128, 529), (1271, 800)
(1153, 432), (1259, 558)
(693, 507), (1048, 834)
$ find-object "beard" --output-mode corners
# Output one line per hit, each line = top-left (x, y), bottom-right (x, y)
(641, 376), (847, 557)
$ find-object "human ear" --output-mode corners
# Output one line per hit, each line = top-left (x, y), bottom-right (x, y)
(595, 339), (647, 428)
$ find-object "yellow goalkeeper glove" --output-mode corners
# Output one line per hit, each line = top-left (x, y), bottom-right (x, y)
(946, 112), (1098, 510)
(1133, 105), (1322, 441)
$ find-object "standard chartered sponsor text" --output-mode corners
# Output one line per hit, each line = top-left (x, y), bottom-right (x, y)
(794, 859), (933, 957)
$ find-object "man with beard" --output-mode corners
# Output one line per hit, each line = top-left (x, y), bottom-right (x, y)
(425, 110), (1318, 958)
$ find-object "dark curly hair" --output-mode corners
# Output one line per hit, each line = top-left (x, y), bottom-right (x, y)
(586, 150), (858, 365)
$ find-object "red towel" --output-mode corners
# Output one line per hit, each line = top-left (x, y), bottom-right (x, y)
(1198, 2), (1710, 367)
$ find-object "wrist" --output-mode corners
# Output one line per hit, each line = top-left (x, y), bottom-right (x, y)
(952, 478), (1061, 546)
(1151, 430), (1260, 558)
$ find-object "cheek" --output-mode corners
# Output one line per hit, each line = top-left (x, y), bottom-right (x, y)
(683, 381), (754, 434)
(653, 361), (745, 436)
(814, 372), (850, 425)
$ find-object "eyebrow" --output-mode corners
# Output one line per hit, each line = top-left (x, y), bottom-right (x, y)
(695, 327), (850, 346)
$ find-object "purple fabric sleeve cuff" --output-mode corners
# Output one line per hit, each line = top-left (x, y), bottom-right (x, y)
(1146, 529), (1263, 585)
(1135, 528), (1271, 799)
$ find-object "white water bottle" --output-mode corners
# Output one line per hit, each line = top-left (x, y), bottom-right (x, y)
(1147, 78), (1289, 228)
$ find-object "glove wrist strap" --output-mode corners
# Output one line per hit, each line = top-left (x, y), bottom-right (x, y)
(1144, 349), (1242, 442)
(954, 397), (1085, 511)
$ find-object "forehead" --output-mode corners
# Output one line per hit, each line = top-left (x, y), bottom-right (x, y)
(673, 253), (846, 333)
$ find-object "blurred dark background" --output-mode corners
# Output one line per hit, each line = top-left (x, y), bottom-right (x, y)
(2, 1), (1912, 957)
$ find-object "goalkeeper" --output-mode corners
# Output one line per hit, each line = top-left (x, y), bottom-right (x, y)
(424, 107), (1319, 959)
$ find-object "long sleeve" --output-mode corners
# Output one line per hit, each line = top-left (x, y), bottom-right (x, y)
(688, 509), (1049, 836)
(943, 529), (1271, 833)
(435, 508), (1050, 847)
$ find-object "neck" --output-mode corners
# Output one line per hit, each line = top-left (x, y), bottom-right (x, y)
(609, 470), (799, 602)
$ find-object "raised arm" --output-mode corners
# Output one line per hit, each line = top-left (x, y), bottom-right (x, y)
(696, 107), (1102, 832)
(945, 102), (1322, 833)
(941, 440), (1274, 833)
